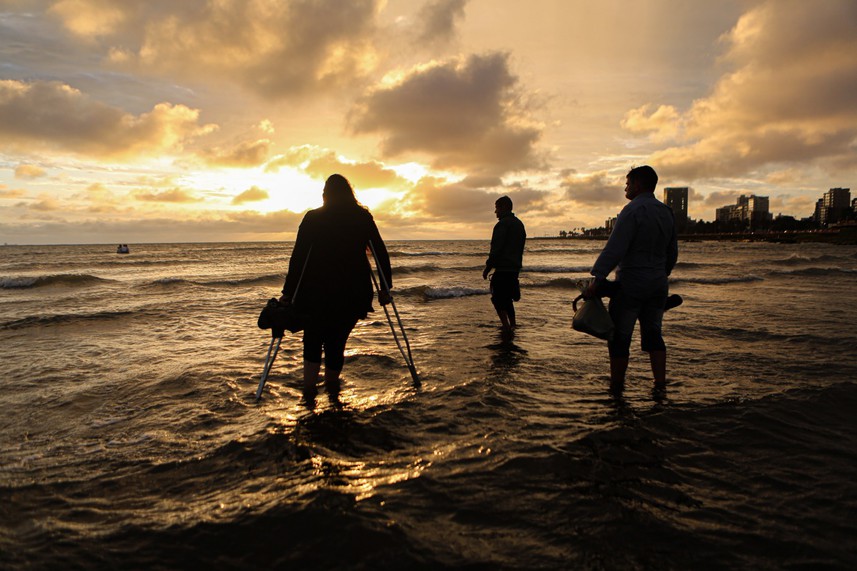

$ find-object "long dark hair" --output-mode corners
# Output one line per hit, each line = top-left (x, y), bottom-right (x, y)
(322, 174), (365, 210)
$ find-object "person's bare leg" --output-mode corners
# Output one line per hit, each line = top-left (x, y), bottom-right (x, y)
(497, 309), (515, 341)
(303, 360), (320, 399)
(324, 367), (341, 397)
(497, 309), (512, 330)
(649, 350), (666, 388)
(610, 356), (629, 394)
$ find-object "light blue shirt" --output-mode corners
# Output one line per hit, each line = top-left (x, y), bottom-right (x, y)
(591, 193), (678, 287)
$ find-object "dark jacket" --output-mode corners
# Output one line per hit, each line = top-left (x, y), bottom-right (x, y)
(486, 212), (526, 273)
(282, 204), (392, 322)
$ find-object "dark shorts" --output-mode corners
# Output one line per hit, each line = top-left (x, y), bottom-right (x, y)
(490, 271), (520, 311)
(607, 278), (668, 358)
(303, 317), (358, 371)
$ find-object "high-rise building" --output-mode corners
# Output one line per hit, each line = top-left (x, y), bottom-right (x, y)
(715, 194), (771, 227)
(747, 195), (769, 224)
(819, 187), (851, 226)
(664, 187), (689, 231)
(814, 198), (825, 224)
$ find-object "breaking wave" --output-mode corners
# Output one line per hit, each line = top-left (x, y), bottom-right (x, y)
(669, 275), (764, 285)
(0, 274), (113, 289)
(769, 267), (857, 277)
(398, 285), (488, 299)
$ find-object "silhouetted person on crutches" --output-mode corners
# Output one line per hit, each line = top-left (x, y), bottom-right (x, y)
(280, 174), (392, 406)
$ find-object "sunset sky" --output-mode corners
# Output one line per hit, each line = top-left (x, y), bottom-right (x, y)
(1, 0), (855, 244)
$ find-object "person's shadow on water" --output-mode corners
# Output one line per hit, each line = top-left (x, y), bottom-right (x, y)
(487, 330), (527, 379)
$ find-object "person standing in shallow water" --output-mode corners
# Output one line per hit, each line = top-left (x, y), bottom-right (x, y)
(583, 165), (678, 395)
(483, 196), (526, 336)
(280, 174), (392, 406)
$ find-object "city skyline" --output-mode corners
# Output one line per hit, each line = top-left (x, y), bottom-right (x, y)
(1, 0), (856, 244)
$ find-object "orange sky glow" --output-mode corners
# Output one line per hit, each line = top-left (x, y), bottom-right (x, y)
(1, 0), (855, 243)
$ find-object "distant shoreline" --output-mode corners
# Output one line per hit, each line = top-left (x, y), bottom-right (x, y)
(533, 226), (857, 245)
(3, 227), (856, 247)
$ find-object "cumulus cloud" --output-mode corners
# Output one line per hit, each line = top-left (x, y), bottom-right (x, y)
(48, 0), (383, 99)
(199, 139), (271, 167)
(264, 146), (317, 172)
(632, 0), (857, 180)
(82, 182), (120, 205)
(0, 80), (216, 159)
(779, 194), (818, 217)
(304, 154), (407, 189)
(621, 104), (681, 142)
(415, 0), (468, 46)
(0, 187), (26, 199)
(232, 185), (269, 205)
(404, 175), (547, 222)
(349, 52), (544, 174)
(700, 190), (746, 207)
(561, 171), (626, 206)
(15, 164), (47, 179)
(28, 196), (62, 211)
(49, 0), (126, 38)
(265, 145), (408, 190)
(132, 188), (202, 203)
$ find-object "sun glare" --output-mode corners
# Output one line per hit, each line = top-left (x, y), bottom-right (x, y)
(388, 162), (428, 183)
(184, 167), (324, 214)
(355, 187), (398, 210)
(262, 168), (324, 212)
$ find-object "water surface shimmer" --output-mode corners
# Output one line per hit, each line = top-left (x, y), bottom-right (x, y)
(2, 240), (856, 569)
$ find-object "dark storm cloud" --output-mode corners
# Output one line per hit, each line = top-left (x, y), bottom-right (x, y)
(406, 176), (547, 222)
(634, 0), (857, 180)
(302, 153), (408, 189)
(415, 0), (468, 45)
(349, 52), (544, 174)
(0, 80), (214, 158)
(199, 139), (272, 168)
(46, 0), (383, 99)
(561, 172), (625, 206)
(264, 146), (409, 189)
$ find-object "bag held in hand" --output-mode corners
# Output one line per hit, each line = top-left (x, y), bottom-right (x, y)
(572, 294), (614, 341)
(258, 298), (305, 337)
(258, 245), (313, 338)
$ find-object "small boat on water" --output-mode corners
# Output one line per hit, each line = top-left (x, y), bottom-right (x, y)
(116, 244), (130, 254)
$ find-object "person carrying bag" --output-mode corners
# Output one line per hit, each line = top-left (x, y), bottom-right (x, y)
(257, 247), (311, 338)
(571, 279), (614, 341)
(278, 174), (392, 405)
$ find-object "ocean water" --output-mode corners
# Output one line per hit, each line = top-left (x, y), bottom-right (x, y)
(1, 239), (856, 570)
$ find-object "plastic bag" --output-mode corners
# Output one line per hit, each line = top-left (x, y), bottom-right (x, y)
(571, 281), (614, 341)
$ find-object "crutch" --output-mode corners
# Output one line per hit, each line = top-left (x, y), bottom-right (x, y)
(256, 335), (282, 400)
(255, 247), (312, 401)
(368, 240), (419, 385)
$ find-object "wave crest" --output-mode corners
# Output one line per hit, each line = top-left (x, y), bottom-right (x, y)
(398, 285), (488, 299)
(670, 275), (764, 285)
(771, 267), (857, 277)
(0, 274), (112, 289)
